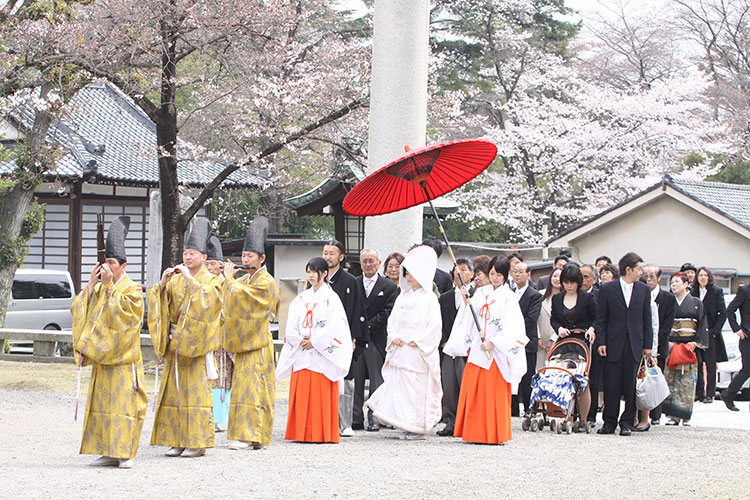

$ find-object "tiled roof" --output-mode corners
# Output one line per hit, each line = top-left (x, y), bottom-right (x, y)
(547, 174), (750, 243)
(0, 82), (272, 188)
(668, 176), (750, 230)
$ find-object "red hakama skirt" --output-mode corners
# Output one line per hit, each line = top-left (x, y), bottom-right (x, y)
(285, 369), (340, 443)
(454, 360), (512, 444)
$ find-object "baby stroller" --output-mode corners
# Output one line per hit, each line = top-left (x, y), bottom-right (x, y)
(523, 334), (593, 434)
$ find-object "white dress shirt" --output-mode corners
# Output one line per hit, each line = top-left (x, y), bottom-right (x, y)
(515, 284), (528, 301)
(619, 277), (634, 308)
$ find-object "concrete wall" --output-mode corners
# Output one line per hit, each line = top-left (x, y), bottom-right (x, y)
(272, 243), (327, 281)
(555, 195), (750, 273)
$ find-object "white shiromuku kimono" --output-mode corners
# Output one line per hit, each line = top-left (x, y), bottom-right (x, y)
(276, 284), (352, 384)
(445, 283), (528, 382)
(365, 246), (443, 435)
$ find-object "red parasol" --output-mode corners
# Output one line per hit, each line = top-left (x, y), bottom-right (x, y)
(342, 139), (497, 216)
(343, 138), (498, 355)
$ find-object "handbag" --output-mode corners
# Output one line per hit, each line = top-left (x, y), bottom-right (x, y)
(635, 357), (670, 411)
(666, 342), (697, 369)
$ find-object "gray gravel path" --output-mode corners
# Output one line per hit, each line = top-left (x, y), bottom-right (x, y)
(2, 388), (749, 499)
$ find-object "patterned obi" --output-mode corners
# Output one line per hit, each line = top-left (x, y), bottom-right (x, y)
(670, 318), (697, 343)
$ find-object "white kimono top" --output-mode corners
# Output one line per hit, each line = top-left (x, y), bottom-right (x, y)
(444, 283), (528, 383)
(276, 284), (352, 383)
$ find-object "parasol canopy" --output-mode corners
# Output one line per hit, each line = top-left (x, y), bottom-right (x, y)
(342, 139), (497, 217)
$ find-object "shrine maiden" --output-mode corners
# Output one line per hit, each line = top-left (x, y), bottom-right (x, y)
(276, 257), (352, 443)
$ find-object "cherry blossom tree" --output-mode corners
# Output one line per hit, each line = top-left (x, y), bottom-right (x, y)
(3, 0), (370, 266)
(429, 0), (730, 242)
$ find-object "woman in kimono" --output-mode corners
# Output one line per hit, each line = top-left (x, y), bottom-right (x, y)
(276, 257), (352, 443)
(446, 256), (527, 444)
(662, 271), (708, 426)
(365, 245), (443, 440)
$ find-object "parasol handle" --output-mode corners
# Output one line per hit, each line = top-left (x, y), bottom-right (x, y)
(420, 182), (491, 360)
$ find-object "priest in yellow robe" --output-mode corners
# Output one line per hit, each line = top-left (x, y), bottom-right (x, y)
(148, 217), (223, 458)
(72, 216), (147, 469)
(223, 216), (279, 450)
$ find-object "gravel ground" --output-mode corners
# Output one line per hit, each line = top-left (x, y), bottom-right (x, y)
(2, 385), (749, 500)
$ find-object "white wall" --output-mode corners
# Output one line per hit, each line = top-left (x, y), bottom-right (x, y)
(556, 195), (750, 273)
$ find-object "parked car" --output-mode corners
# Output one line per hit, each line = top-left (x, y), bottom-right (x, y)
(717, 295), (749, 400)
(3, 268), (75, 354)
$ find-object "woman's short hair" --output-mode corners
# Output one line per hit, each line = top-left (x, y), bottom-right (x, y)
(560, 263), (583, 288)
(472, 254), (491, 278)
(488, 255), (510, 282)
(306, 257), (329, 278)
(600, 263), (619, 279)
(671, 271), (690, 285)
(384, 252), (404, 270)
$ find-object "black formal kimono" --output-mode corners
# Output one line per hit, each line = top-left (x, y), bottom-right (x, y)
(650, 287), (676, 422)
(595, 279), (653, 431)
(329, 266), (368, 431)
(352, 274), (398, 428)
(693, 285), (728, 401)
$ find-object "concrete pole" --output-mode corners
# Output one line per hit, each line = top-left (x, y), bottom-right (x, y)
(363, 0), (429, 259)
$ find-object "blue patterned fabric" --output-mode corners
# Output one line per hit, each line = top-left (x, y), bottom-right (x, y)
(530, 371), (589, 409)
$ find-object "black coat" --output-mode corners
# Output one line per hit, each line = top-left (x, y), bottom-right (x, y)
(329, 267), (368, 361)
(518, 286), (542, 353)
(727, 284), (750, 335)
(356, 274), (398, 358)
(434, 268), (453, 295)
(693, 285), (728, 362)
(654, 288), (676, 361)
(550, 289), (597, 334)
(595, 280), (653, 364)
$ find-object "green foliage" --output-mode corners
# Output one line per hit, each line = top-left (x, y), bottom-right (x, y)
(284, 211), (335, 239)
(20, 0), (93, 22)
(423, 215), (509, 243)
(0, 202), (46, 267)
(707, 157), (750, 185)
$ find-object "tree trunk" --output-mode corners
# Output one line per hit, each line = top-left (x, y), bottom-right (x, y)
(157, 11), (185, 269)
(0, 82), (54, 326)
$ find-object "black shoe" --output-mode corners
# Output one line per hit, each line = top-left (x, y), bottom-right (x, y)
(351, 423), (365, 430)
(632, 423), (650, 432)
(597, 425), (615, 435)
(651, 418), (660, 426)
(619, 426), (632, 436)
(437, 427), (454, 436)
(720, 391), (740, 411)
(366, 423), (381, 432)
(702, 397), (713, 404)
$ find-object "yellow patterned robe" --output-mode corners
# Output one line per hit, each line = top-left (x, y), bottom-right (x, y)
(223, 267), (279, 445)
(71, 274), (147, 459)
(148, 266), (222, 448)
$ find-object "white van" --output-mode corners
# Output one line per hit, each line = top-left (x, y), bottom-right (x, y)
(3, 268), (75, 331)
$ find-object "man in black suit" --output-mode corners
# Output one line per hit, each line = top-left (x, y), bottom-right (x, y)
(422, 239), (453, 294)
(353, 248), (398, 431)
(643, 264), (676, 425)
(595, 252), (653, 436)
(323, 240), (368, 437)
(511, 261), (542, 417)
(437, 258), (474, 436)
(721, 283), (750, 411)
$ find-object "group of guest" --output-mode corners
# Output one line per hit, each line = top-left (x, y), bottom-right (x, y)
(72, 217), (750, 468)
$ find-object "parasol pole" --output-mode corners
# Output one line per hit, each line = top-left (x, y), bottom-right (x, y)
(419, 181), (491, 360)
